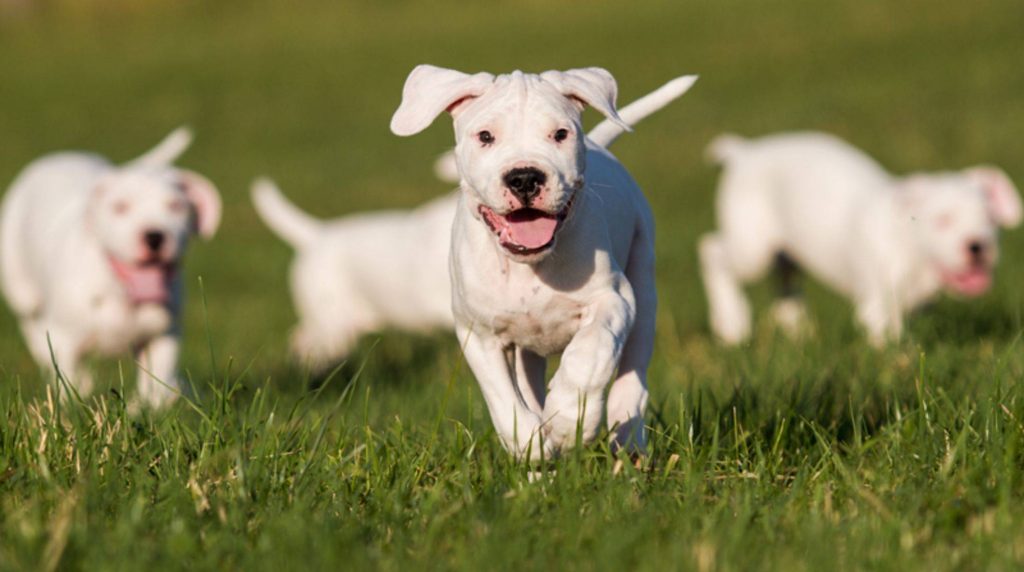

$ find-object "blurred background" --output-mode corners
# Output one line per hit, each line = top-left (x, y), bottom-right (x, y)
(4, 3), (1024, 567)
(0, 0), (1022, 406)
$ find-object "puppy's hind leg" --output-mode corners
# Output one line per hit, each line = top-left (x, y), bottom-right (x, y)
(769, 252), (811, 338)
(607, 229), (655, 454)
(287, 262), (369, 375)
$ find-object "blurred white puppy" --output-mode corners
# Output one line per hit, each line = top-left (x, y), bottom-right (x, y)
(391, 66), (696, 459)
(0, 128), (221, 406)
(700, 132), (1021, 346)
(252, 75), (696, 372)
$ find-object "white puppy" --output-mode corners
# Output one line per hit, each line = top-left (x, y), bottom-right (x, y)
(0, 128), (221, 406)
(391, 66), (696, 459)
(700, 131), (1022, 346)
(252, 75), (696, 372)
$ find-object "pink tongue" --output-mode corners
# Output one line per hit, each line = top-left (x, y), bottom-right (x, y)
(504, 211), (559, 249)
(948, 268), (991, 296)
(111, 260), (170, 304)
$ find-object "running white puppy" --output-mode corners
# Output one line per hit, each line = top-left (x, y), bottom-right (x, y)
(252, 75), (695, 372)
(391, 66), (696, 459)
(0, 128), (221, 406)
(700, 131), (1021, 346)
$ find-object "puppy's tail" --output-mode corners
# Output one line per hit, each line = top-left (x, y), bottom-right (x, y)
(587, 74), (698, 149)
(250, 178), (322, 249)
(129, 126), (194, 167)
(433, 152), (460, 184)
(705, 133), (747, 165)
(430, 74), (699, 184)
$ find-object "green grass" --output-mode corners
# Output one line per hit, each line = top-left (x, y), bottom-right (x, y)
(2, 0), (1024, 569)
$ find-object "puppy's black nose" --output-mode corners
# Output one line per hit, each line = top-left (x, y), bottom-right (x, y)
(144, 231), (165, 252)
(968, 240), (986, 263)
(503, 167), (547, 204)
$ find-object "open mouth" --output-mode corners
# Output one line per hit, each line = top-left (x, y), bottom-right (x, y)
(108, 256), (177, 305)
(479, 196), (574, 255)
(942, 265), (992, 297)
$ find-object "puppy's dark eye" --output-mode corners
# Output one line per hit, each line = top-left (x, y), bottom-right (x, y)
(553, 128), (570, 143)
(167, 199), (187, 213)
(477, 130), (495, 145)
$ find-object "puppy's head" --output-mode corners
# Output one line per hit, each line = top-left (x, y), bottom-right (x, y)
(899, 166), (1021, 296)
(88, 130), (221, 303)
(391, 65), (628, 263)
(90, 168), (220, 266)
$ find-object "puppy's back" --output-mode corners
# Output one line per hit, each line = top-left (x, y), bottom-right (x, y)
(1, 152), (110, 315)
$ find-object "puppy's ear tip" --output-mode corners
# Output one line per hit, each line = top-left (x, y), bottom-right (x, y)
(1001, 209), (1023, 228)
(389, 116), (419, 137)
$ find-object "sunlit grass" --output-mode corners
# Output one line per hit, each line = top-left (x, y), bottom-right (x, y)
(1, 0), (1023, 569)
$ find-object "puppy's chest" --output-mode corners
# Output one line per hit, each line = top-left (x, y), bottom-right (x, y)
(88, 297), (171, 354)
(488, 290), (585, 356)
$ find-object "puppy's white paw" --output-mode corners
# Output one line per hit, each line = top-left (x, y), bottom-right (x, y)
(769, 298), (812, 339)
(503, 423), (557, 462)
(131, 379), (181, 414)
(711, 311), (751, 345)
(609, 418), (648, 456)
(540, 390), (604, 454)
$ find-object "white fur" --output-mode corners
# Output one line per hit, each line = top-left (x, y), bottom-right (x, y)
(433, 74), (698, 184)
(700, 131), (1021, 346)
(0, 128), (221, 407)
(252, 76), (694, 372)
(252, 180), (455, 371)
(392, 65), (687, 460)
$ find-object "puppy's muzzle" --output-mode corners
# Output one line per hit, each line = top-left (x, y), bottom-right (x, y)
(143, 230), (166, 254)
(503, 167), (547, 205)
(967, 240), (989, 267)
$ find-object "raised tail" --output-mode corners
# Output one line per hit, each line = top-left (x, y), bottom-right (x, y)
(433, 152), (460, 184)
(587, 74), (698, 148)
(705, 133), (748, 165)
(250, 178), (322, 248)
(128, 126), (193, 167)
(431, 74), (698, 184)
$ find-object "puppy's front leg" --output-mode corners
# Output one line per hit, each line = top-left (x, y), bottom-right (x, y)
(699, 234), (753, 344)
(457, 324), (550, 460)
(856, 292), (903, 347)
(42, 326), (93, 400)
(135, 334), (182, 409)
(542, 291), (634, 452)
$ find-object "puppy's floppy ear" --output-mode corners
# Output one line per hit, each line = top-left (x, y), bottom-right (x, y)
(541, 67), (629, 131)
(178, 171), (222, 239)
(966, 166), (1022, 228)
(390, 65), (495, 137)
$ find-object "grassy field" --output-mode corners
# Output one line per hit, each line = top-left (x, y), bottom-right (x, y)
(1, 0), (1024, 569)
